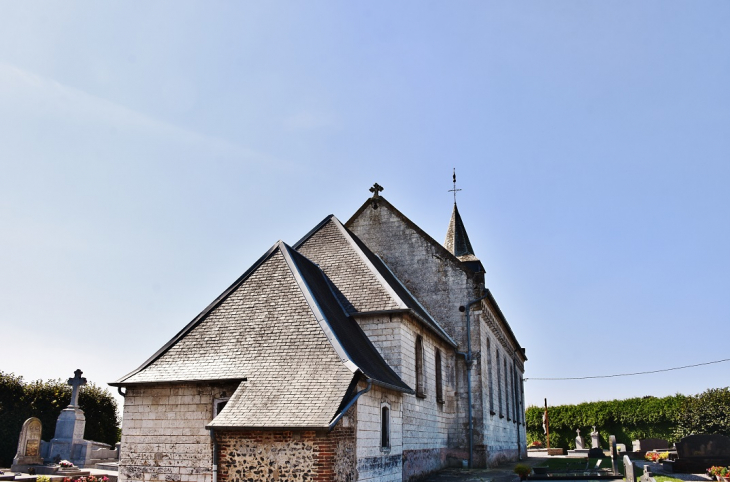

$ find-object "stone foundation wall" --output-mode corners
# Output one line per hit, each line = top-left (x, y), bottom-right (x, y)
(215, 408), (356, 482)
(119, 382), (238, 482)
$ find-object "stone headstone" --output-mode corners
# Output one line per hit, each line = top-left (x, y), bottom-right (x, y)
(591, 426), (600, 449)
(623, 455), (636, 482)
(639, 465), (656, 482)
(633, 438), (669, 452)
(576, 429), (585, 450)
(11, 417), (44, 471)
(673, 434), (730, 473)
(609, 435), (618, 475)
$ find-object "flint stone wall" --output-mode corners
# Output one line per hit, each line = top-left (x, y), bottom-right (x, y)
(215, 407), (356, 482)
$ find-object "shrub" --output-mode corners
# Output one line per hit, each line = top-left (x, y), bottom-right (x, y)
(675, 388), (730, 438)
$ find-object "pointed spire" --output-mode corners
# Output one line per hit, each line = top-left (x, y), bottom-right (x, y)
(444, 203), (478, 261)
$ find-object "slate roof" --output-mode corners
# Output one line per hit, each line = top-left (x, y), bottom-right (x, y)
(294, 215), (456, 347)
(112, 240), (411, 428)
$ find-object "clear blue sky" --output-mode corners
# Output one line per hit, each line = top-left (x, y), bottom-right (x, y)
(1, 2), (729, 411)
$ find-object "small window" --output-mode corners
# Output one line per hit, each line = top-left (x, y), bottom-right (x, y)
(381, 405), (390, 449)
(415, 335), (425, 398)
(435, 349), (444, 404)
(213, 397), (230, 417)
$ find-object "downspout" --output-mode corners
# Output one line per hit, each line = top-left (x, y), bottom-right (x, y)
(328, 378), (372, 431)
(209, 429), (218, 482)
(457, 292), (490, 469)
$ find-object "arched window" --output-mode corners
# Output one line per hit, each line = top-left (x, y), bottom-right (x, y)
(505, 357), (510, 421)
(435, 349), (443, 403)
(487, 338), (494, 415)
(497, 350), (503, 417)
(381, 405), (390, 449)
(415, 335), (425, 398)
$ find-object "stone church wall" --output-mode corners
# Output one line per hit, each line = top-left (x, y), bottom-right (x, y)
(119, 382), (238, 482)
(354, 313), (462, 480)
(355, 385), (402, 482)
(477, 308), (527, 466)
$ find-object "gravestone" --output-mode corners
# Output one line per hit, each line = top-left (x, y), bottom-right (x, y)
(591, 426), (600, 448)
(576, 429), (585, 450)
(48, 369), (88, 464)
(632, 438), (669, 452)
(11, 418), (43, 471)
(673, 434), (730, 473)
(639, 465), (656, 482)
(609, 435), (618, 475)
(623, 455), (636, 482)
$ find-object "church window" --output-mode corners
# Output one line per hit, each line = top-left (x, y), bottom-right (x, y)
(415, 335), (425, 398)
(213, 396), (230, 418)
(435, 349), (443, 404)
(487, 338), (494, 415)
(505, 358), (510, 421)
(497, 350), (503, 417)
(381, 404), (390, 449)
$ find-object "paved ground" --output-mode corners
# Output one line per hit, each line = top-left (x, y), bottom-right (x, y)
(422, 455), (549, 482)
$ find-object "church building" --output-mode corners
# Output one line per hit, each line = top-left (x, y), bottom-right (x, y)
(111, 184), (527, 482)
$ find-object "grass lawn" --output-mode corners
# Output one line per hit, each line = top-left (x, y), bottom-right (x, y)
(535, 458), (621, 474)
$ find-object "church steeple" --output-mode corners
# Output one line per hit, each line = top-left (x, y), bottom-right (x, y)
(444, 170), (484, 274)
(444, 203), (477, 260)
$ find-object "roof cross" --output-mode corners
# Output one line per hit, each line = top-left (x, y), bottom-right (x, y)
(448, 168), (461, 204)
(369, 183), (384, 198)
(67, 369), (87, 408)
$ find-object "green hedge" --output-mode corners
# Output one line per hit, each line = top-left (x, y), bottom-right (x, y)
(0, 372), (120, 467)
(526, 388), (730, 450)
(526, 394), (686, 450)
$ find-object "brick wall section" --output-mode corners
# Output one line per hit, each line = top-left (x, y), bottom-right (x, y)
(215, 407), (356, 482)
(120, 382), (238, 482)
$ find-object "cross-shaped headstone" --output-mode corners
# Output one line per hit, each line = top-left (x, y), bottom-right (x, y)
(369, 183), (384, 198)
(67, 369), (87, 408)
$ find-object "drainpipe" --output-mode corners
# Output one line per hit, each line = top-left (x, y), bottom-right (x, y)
(209, 429), (218, 482)
(457, 292), (490, 469)
(328, 378), (372, 431)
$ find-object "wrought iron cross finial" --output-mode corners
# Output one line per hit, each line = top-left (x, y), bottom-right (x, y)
(369, 183), (383, 198)
(67, 369), (87, 408)
(448, 168), (461, 203)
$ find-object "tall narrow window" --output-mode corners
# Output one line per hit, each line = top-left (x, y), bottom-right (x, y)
(512, 364), (519, 423)
(435, 349), (443, 403)
(487, 338), (494, 414)
(505, 358), (510, 421)
(497, 350), (503, 417)
(415, 335), (425, 398)
(381, 405), (390, 449)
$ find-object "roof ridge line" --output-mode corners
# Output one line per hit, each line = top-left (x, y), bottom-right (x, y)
(292, 214), (335, 249)
(112, 240), (285, 385)
(329, 216), (409, 310)
(279, 243), (359, 374)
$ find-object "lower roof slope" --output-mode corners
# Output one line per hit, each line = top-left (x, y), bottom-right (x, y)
(113, 240), (411, 428)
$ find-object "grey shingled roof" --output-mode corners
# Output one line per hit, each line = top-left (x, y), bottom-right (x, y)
(113, 240), (411, 428)
(294, 215), (456, 347)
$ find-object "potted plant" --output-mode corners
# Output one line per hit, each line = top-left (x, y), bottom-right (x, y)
(514, 463), (532, 480)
